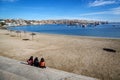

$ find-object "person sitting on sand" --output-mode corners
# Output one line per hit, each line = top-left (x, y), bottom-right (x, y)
(27, 56), (33, 66)
(39, 58), (46, 68)
(34, 57), (39, 67)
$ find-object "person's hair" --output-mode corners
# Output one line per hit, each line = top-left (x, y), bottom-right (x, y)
(40, 58), (45, 62)
(34, 57), (38, 61)
(29, 56), (33, 60)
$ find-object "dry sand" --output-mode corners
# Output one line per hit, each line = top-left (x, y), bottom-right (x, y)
(0, 29), (120, 80)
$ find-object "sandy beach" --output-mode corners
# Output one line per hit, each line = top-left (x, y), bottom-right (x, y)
(0, 29), (120, 80)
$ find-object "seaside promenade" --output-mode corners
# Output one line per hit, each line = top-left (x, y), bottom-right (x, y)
(0, 56), (99, 80)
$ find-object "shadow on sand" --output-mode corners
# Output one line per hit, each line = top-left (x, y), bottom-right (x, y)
(103, 48), (116, 53)
(22, 39), (30, 41)
(20, 62), (28, 65)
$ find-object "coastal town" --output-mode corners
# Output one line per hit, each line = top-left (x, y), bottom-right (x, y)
(0, 19), (108, 29)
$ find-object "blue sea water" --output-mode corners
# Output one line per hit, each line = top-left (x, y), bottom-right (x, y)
(8, 23), (120, 38)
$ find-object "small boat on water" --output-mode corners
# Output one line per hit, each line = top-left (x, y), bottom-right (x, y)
(81, 24), (87, 28)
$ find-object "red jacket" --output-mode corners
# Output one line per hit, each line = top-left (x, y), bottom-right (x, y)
(39, 62), (45, 67)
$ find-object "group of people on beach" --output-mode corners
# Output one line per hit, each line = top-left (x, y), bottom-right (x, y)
(27, 56), (46, 68)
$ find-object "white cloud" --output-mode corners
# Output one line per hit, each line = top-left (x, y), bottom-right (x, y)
(81, 6), (120, 16)
(89, 0), (116, 7)
(111, 6), (120, 14)
(0, 0), (18, 2)
(81, 11), (108, 16)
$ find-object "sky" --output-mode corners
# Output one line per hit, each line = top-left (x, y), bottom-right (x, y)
(0, 0), (120, 22)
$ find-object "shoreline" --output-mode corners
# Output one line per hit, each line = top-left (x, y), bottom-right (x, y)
(36, 32), (120, 40)
(4, 28), (120, 40)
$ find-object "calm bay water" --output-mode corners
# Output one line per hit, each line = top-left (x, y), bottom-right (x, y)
(8, 23), (120, 38)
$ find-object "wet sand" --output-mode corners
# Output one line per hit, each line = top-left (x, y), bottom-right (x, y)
(0, 29), (120, 80)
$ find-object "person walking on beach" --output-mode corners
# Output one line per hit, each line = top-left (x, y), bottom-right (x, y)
(39, 58), (46, 68)
(27, 56), (33, 66)
(34, 57), (39, 67)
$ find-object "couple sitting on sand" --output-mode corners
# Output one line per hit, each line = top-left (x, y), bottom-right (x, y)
(27, 56), (46, 68)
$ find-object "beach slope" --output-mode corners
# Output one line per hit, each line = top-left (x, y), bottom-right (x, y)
(0, 56), (98, 80)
